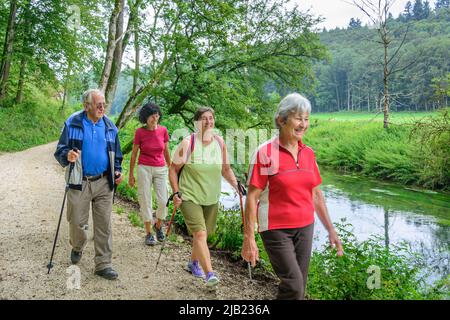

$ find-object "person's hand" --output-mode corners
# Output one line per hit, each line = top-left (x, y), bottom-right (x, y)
(114, 171), (123, 185)
(128, 175), (135, 187)
(237, 181), (247, 196)
(173, 193), (182, 208)
(67, 149), (80, 163)
(328, 229), (344, 257)
(241, 235), (259, 267)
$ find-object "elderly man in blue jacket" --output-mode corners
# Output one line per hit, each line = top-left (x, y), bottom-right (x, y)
(54, 89), (123, 280)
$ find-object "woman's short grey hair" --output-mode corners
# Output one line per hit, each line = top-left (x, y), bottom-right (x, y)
(82, 89), (104, 106)
(274, 93), (311, 129)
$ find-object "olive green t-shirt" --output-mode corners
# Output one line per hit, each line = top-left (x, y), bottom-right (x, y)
(179, 136), (222, 205)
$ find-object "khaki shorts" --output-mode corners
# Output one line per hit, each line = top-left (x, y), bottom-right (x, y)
(180, 200), (218, 235)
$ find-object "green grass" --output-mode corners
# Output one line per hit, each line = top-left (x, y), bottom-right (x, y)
(312, 111), (439, 123)
(305, 109), (449, 190)
(0, 87), (79, 152)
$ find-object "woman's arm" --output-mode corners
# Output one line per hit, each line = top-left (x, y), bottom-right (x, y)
(220, 142), (239, 192)
(128, 144), (139, 187)
(168, 139), (188, 207)
(313, 186), (344, 256)
(241, 185), (262, 267)
(164, 142), (171, 167)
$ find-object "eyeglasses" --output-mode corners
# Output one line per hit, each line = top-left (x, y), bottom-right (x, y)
(94, 103), (105, 109)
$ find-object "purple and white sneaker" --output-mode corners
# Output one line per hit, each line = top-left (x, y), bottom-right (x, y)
(187, 260), (205, 278)
(205, 271), (219, 288)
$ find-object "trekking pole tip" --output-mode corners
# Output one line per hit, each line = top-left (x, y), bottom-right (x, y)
(47, 262), (53, 274)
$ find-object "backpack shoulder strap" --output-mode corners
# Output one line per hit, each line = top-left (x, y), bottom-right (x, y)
(214, 135), (223, 149)
(184, 133), (196, 163)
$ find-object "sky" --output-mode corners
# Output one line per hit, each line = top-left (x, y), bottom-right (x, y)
(294, 0), (437, 30)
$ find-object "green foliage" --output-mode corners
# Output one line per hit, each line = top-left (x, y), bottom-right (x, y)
(0, 87), (78, 151)
(310, 8), (450, 112)
(410, 108), (450, 189)
(128, 210), (144, 229)
(307, 220), (445, 300)
(305, 112), (449, 190)
(209, 208), (243, 254)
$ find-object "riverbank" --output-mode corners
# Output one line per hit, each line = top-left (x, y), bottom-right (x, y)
(304, 109), (449, 191)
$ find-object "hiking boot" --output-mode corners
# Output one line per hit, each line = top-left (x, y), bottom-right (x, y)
(153, 224), (165, 242)
(187, 260), (205, 278)
(145, 233), (157, 246)
(70, 249), (82, 264)
(94, 267), (118, 280)
(205, 272), (219, 288)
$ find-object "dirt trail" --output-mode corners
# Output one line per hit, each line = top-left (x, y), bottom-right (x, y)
(0, 142), (276, 300)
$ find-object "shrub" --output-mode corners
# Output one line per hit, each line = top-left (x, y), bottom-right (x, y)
(307, 220), (444, 300)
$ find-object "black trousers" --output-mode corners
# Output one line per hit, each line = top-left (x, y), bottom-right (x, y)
(260, 223), (314, 300)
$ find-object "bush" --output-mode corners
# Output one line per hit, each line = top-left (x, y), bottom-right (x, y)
(307, 220), (444, 300)
(0, 87), (78, 152)
(304, 114), (449, 190)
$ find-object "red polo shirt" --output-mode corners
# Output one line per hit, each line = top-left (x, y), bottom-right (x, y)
(133, 126), (169, 167)
(247, 137), (322, 232)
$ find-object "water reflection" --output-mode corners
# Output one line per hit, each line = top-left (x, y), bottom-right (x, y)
(220, 170), (450, 284)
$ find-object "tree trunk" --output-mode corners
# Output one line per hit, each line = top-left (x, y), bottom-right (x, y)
(15, 1), (32, 105)
(383, 39), (390, 129)
(132, 23), (140, 95)
(99, 0), (123, 93)
(116, 59), (171, 129)
(15, 56), (26, 104)
(0, 0), (18, 103)
(347, 81), (352, 111)
(60, 60), (73, 110)
(334, 74), (340, 111)
(104, 0), (125, 113)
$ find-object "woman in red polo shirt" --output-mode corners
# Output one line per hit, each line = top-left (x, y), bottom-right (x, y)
(129, 102), (171, 246)
(241, 93), (343, 300)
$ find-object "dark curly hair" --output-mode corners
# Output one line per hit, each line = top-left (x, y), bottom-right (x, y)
(138, 102), (162, 124)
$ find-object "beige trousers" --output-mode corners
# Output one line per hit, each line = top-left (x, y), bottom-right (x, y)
(137, 165), (168, 224)
(67, 176), (113, 272)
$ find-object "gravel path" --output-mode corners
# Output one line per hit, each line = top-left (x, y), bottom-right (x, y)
(0, 142), (277, 300)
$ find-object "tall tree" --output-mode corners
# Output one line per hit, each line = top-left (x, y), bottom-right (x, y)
(0, 0), (18, 103)
(435, 0), (450, 10)
(351, 0), (411, 128)
(403, 1), (413, 21)
(349, 17), (362, 28)
(423, 1), (431, 18)
(104, 0), (142, 113)
(413, 0), (424, 20)
(14, 0), (32, 104)
(99, 0), (124, 94)
(116, 0), (327, 129)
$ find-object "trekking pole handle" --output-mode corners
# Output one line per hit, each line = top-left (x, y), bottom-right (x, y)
(166, 191), (182, 207)
(237, 180), (247, 196)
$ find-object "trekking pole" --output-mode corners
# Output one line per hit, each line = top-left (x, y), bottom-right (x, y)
(47, 147), (77, 274)
(237, 180), (252, 280)
(155, 192), (181, 271)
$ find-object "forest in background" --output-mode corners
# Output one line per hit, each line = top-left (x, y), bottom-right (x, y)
(309, 0), (450, 113)
(0, 1), (448, 189)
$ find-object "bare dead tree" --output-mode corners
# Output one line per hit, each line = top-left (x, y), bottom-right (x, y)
(349, 0), (411, 129)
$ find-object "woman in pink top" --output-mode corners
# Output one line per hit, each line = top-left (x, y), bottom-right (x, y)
(129, 102), (171, 246)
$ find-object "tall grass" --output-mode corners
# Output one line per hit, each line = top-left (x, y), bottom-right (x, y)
(305, 110), (449, 190)
(0, 87), (78, 152)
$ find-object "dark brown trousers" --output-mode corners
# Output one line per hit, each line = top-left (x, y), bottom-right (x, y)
(260, 223), (314, 300)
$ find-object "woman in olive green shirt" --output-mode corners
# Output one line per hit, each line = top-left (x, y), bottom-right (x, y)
(169, 107), (240, 288)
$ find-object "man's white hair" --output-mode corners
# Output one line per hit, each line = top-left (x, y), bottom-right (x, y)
(82, 89), (104, 105)
(274, 93), (311, 129)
